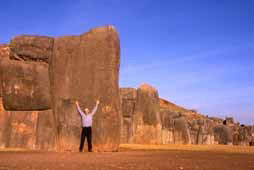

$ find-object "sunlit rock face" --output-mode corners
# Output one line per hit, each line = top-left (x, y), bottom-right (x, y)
(49, 26), (121, 152)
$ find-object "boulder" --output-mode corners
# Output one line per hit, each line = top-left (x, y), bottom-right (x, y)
(1, 59), (51, 111)
(10, 35), (54, 63)
(49, 26), (121, 152)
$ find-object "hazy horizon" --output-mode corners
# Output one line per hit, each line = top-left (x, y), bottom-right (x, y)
(1, 0), (254, 124)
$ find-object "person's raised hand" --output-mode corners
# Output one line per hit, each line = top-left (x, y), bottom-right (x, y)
(96, 100), (100, 105)
(75, 101), (79, 105)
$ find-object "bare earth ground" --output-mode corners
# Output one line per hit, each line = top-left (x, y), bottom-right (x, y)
(0, 144), (254, 170)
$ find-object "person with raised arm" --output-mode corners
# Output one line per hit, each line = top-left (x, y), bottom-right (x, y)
(75, 99), (100, 152)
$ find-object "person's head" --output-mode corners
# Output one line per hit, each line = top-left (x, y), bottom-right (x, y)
(85, 108), (90, 115)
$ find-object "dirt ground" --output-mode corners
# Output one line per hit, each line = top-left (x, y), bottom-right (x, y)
(0, 147), (253, 170)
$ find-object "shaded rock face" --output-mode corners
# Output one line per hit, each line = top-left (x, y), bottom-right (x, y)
(214, 125), (233, 145)
(189, 119), (214, 145)
(10, 35), (54, 63)
(120, 88), (136, 143)
(173, 118), (191, 144)
(1, 60), (51, 111)
(233, 125), (254, 146)
(49, 26), (121, 152)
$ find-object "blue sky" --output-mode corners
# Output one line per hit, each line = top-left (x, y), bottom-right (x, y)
(1, 0), (254, 124)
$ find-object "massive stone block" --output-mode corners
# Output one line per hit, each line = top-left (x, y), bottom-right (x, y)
(49, 26), (121, 151)
(131, 84), (161, 144)
(0, 97), (55, 150)
(1, 59), (51, 111)
(10, 35), (54, 63)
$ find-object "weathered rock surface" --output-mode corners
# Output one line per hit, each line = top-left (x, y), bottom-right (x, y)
(0, 98), (55, 150)
(120, 88), (136, 143)
(1, 59), (51, 111)
(120, 84), (254, 146)
(120, 84), (162, 144)
(173, 117), (191, 144)
(214, 125), (233, 144)
(49, 26), (121, 151)
(10, 35), (54, 63)
(0, 99), (11, 148)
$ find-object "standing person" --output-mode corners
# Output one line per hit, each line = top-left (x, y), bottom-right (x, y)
(75, 100), (100, 152)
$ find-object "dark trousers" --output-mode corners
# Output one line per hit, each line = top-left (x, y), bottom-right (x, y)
(79, 127), (92, 152)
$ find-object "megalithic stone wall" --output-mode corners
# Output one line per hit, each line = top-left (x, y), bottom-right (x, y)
(0, 38), (56, 150)
(49, 26), (121, 152)
(1, 27), (254, 151)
